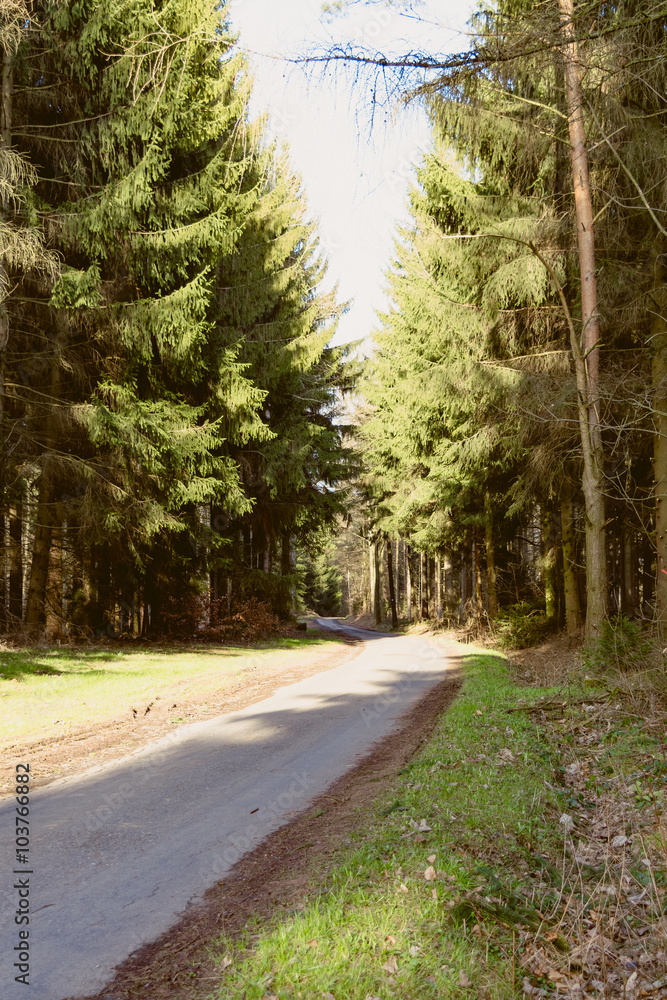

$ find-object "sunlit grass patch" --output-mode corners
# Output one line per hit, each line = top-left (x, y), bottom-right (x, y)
(0, 635), (340, 745)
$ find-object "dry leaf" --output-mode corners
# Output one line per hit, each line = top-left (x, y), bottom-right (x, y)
(497, 748), (515, 763)
(547, 970), (565, 982)
(418, 818), (432, 832)
(398, 883), (408, 893)
(307, 939), (318, 948)
(424, 866), (436, 880)
(382, 955), (399, 975)
(458, 970), (472, 987)
(626, 971), (638, 993)
(409, 945), (420, 957)
(427, 854), (436, 863)
(475, 709), (483, 716)
(385, 935), (396, 946)
(431, 887), (438, 899)
(220, 956), (232, 970)
(322, 994), (336, 1000)
(611, 834), (629, 847)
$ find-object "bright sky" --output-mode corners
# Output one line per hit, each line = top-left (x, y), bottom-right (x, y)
(230, 0), (475, 347)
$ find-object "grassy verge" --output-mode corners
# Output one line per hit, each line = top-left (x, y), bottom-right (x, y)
(0, 636), (341, 746)
(204, 650), (667, 1000)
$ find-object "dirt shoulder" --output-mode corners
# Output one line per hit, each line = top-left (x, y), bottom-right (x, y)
(0, 630), (358, 798)
(69, 672), (462, 1000)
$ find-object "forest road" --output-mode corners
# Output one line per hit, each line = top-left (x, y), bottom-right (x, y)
(0, 621), (460, 1000)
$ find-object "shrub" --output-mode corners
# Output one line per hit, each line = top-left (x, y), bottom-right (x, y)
(583, 615), (654, 673)
(494, 601), (557, 649)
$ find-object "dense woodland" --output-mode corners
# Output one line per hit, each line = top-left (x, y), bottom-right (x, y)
(341, 0), (667, 644)
(0, 0), (354, 637)
(1, 0), (666, 642)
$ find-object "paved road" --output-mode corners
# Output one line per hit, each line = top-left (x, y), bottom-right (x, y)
(0, 621), (458, 999)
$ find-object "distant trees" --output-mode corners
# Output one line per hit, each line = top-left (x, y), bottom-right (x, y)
(0, 0), (352, 637)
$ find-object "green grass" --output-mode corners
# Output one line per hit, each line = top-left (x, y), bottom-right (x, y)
(0, 636), (340, 746)
(206, 651), (567, 1000)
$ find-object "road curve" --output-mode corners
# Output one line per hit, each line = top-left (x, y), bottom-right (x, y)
(0, 623), (459, 1000)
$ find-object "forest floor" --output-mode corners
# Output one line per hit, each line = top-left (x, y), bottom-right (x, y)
(73, 629), (667, 1000)
(0, 630), (357, 797)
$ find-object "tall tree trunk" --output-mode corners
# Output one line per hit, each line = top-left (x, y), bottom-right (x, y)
(558, 0), (607, 635)
(474, 530), (483, 617)
(24, 477), (53, 632)
(542, 508), (557, 621)
(485, 492), (498, 620)
(561, 477), (582, 634)
(435, 554), (442, 620)
(386, 533), (398, 629)
(8, 502), (21, 623)
(621, 521), (637, 617)
(651, 259), (667, 637)
(420, 550), (428, 619)
(369, 535), (377, 620)
(45, 521), (63, 638)
(405, 543), (412, 620)
(0, 38), (12, 402)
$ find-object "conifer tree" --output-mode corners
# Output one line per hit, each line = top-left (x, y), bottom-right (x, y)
(10, 0), (267, 632)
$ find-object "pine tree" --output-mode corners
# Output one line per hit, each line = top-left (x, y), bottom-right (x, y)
(10, 0), (267, 632)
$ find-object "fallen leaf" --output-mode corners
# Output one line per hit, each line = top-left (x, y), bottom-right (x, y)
(398, 883), (408, 893)
(322, 994), (336, 1000)
(427, 854), (436, 863)
(458, 970), (471, 987)
(497, 748), (515, 763)
(385, 935), (396, 946)
(409, 945), (420, 957)
(475, 709), (483, 716)
(431, 887), (438, 899)
(307, 939), (318, 948)
(611, 834), (629, 848)
(547, 970), (566, 982)
(382, 956), (399, 975)
(418, 818), (432, 832)
(219, 956), (232, 970)
(424, 866), (436, 880)
(626, 971), (638, 993)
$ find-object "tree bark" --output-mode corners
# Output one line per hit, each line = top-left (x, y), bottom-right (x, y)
(560, 479), (582, 634)
(474, 530), (483, 617)
(8, 502), (21, 623)
(558, 0), (607, 636)
(374, 536), (382, 625)
(485, 492), (498, 620)
(405, 543), (412, 620)
(621, 521), (637, 616)
(24, 477), (53, 632)
(45, 521), (63, 638)
(420, 550), (428, 619)
(651, 259), (667, 636)
(386, 534), (398, 629)
(542, 508), (557, 621)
